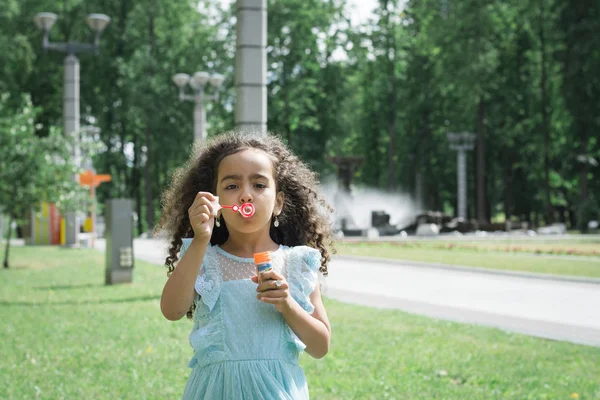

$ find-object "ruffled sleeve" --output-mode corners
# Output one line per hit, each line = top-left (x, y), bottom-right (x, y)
(179, 237), (193, 258)
(287, 246), (321, 314)
(285, 246), (322, 354)
(179, 238), (221, 313)
(181, 239), (225, 369)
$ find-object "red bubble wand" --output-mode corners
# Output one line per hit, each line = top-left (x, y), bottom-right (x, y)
(213, 197), (255, 218)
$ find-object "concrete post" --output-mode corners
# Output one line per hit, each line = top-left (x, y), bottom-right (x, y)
(64, 54), (80, 247)
(235, 0), (267, 133)
(448, 132), (475, 221)
(105, 199), (134, 285)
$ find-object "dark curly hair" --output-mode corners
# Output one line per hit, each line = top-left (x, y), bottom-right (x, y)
(156, 130), (335, 319)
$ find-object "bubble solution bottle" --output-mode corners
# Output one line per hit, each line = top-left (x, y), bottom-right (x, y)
(253, 251), (272, 283)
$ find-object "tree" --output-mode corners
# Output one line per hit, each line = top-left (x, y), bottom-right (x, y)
(556, 0), (600, 204)
(267, 0), (349, 169)
(0, 0), (597, 233)
(0, 94), (83, 267)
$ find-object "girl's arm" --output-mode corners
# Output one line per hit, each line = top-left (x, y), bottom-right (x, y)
(255, 272), (331, 359)
(280, 285), (331, 359)
(161, 191), (216, 321)
(160, 238), (208, 321)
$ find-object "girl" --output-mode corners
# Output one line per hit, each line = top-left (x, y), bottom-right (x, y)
(157, 131), (334, 399)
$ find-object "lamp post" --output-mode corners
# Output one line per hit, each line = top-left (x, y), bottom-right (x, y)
(34, 12), (110, 247)
(172, 72), (224, 144)
(447, 132), (476, 220)
(235, 0), (267, 134)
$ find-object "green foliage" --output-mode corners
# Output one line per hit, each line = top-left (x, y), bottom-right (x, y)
(0, 0), (598, 231)
(0, 94), (83, 221)
(267, 0), (349, 171)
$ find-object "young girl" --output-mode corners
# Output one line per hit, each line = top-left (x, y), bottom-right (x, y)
(157, 131), (334, 399)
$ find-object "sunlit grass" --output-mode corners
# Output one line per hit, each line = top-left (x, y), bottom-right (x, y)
(1, 246), (599, 399)
(336, 241), (600, 278)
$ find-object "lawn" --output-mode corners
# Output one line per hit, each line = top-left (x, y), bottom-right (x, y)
(1, 246), (599, 399)
(335, 241), (600, 279)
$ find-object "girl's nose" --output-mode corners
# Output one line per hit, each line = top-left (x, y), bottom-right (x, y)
(239, 188), (253, 204)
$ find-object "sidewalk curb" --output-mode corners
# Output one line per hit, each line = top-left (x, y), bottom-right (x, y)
(333, 255), (600, 285)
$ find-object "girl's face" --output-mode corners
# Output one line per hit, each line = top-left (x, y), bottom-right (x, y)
(215, 148), (284, 234)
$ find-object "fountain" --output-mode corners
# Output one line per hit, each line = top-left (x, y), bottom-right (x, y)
(329, 156), (366, 236)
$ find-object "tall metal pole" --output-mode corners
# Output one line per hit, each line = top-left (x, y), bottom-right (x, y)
(34, 12), (110, 247)
(173, 72), (223, 145)
(64, 54), (80, 247)
(235, 0), (267, 133)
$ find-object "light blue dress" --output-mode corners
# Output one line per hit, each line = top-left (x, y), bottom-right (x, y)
(178, 239), (321, 400)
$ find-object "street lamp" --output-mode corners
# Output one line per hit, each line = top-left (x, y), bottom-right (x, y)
(447, 132), (476, 220)
(34, 11), (110, 247)
(172, 71), (224, 143)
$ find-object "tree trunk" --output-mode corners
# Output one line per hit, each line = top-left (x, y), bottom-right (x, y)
(144, 122), (154, 232)
(503, 160), (513, 222)
(415, 170), (423, 212)
(3, 214), (13, 268)
(284, 76), (292, 147)
(420, 110), (430, 210)
(132, 139), (143, 236)
(144, 1), (156, 233)
(476, 98), (487, 224)
(540, 0), (552, 223)
(579, 127), (589, 200)
(386, 0), (397, 192)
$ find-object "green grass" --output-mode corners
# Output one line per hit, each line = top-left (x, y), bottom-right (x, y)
(336, 242), (600, 279)
(1, 246), (599, 399)
(420, 239), (600, 256)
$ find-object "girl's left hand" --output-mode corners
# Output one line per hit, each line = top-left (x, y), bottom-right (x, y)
(252, 271), (294, 313)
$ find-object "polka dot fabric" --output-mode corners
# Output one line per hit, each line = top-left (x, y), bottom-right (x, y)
(177, 239), (321, 400)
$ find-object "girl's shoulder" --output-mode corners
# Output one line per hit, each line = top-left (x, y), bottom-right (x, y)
(180, 238), (216, 255)
(282, 245), (321, 264)
(282, 245), (322, 314)
(282, 245), (322, 279)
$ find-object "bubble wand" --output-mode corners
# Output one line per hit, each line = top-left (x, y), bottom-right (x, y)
(212, 196), (255, 218)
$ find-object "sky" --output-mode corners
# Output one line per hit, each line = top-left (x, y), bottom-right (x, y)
(212, 0), (379, 26)
(346, 0), (377, 26)
(200, 0), (402, 62)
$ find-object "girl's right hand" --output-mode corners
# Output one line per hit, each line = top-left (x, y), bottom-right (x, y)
(188, 192), (217, 243)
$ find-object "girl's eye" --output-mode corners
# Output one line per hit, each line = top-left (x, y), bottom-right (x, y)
(254, 183), (266, 189)
(225, 184), (238, 190)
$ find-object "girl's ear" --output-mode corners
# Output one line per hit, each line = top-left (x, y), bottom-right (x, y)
(275, 191), (285, 215)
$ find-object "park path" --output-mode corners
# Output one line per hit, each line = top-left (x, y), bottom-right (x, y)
(96, 238), (600, 347)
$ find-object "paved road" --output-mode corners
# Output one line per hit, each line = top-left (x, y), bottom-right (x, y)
(96, 238), (600, 347)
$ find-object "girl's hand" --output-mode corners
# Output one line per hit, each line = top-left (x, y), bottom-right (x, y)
(188, 192), (217, 243)
(252, 271), (295, 313)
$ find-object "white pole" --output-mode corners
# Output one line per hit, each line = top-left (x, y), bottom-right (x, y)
(193, 96), (206, 143)
(235, 0), (267, 133)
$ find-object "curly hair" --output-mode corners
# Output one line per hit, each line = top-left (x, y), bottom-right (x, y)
(156, 130), (335, 319)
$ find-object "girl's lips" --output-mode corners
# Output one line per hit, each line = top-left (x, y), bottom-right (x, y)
(239, 203), (255, 218)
